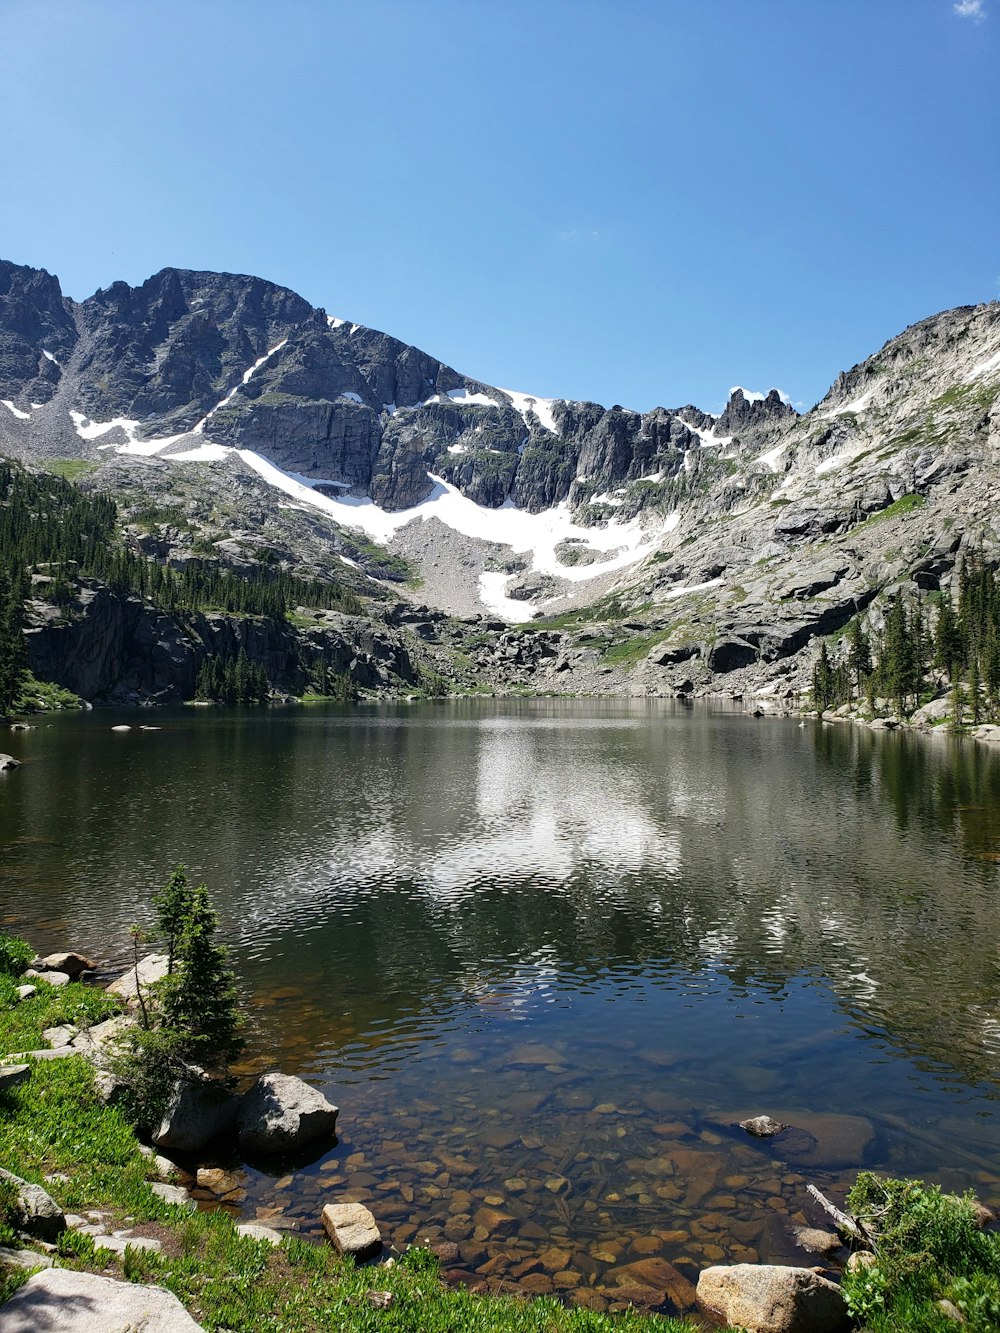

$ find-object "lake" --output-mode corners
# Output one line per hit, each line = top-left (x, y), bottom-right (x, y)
(3, 700), (1000, 1314)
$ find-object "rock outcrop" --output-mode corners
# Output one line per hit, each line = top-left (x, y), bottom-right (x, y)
(236, 1072), (339, 1155)
(697, 1263), (849, 1333)
(0, 1267), (204, 1332)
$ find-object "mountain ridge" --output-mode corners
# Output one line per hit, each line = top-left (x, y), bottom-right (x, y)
(2, 256), (999, 709)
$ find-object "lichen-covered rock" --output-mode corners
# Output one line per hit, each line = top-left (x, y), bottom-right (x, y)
(236, 1072), (338, 1155)
(0, 1266), (203, 1331)
(321, 1202), (381, 1259)
(697, 1264), (849, 1333)
(0, 1167), (66, 1240)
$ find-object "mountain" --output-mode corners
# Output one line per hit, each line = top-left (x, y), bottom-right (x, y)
(2, 257), (999, 707)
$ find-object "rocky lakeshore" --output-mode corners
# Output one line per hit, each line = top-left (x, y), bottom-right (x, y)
(0, 938), (949, 1333)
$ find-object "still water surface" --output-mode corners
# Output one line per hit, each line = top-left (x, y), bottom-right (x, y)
(3, 701), (1000, 1311)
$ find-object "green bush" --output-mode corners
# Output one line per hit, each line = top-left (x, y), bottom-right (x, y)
(844, 1173), (1000, 1332)
(0, 933), (33, 978)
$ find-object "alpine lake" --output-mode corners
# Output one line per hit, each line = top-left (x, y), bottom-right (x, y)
(3, 699), (1000, 1316)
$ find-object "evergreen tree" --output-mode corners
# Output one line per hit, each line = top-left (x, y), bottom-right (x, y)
(812, 642), (833, 714)
(153, 865), (196, 974)
(159, 881), (243, 1069)
(846, 618), (871, 699)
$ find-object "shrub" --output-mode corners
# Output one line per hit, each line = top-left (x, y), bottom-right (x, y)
(0, 933), (33, 978)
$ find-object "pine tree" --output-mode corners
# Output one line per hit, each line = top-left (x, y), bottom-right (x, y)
(812, 642), (833, 714)
(847, 618), (871, 699)
(153, 865), (196, 974)
(159, 882), (243, 1069)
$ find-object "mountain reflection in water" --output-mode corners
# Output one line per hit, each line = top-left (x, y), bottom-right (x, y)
(3, 701), (999, 1305)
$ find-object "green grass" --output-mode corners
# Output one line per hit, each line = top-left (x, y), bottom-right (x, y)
(42, 459), (100, 481)
(850, 493), (927, 533)
(599, 633), (662, 665)
(0, 956), (696, 1332)
(12, 671), (84, 713)
(843, 1173), (1000, 1333)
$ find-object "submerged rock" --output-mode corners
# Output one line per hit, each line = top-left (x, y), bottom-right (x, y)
(741, 1115), (788, 1138)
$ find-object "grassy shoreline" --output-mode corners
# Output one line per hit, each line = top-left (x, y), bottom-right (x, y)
(0, 970), (696, 1332)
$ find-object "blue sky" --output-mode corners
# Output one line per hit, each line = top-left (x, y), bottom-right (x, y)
(3, 1), (997, 413)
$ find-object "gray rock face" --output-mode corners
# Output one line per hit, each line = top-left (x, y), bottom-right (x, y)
(236, 1072), (339, 1155)
(0, 1064), (30, 1090)
(0, 1167), (66, 1240)
(0, 260), (77, 406)
(0, 1267), (203, 1331)
(107, 952), (170, 1002)
(25, 580), (419, 706)
(152, 1076), (239, 1153)
(697, 1263), (849, 1333)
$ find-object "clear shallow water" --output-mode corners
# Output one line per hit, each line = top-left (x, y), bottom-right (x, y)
(3, 701), (1000, 1313)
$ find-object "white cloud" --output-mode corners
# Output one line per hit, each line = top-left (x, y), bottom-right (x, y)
(730, 385), (792, 405)
(954, 1), (986, 20)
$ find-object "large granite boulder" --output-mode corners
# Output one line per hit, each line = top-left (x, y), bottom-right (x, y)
(0, 1167), (65, 1240)
(236, 1072), (338, 1155)
(36, 951), (96, 978)
(697, 1263), (849, 1333)
(107, 952), (170, 1003)
(0, 1267), (203, 1331)
(152, 1076), (239, 1153)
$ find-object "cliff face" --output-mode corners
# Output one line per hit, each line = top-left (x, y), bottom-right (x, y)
(24, 581), (420, 705)
(0, 260), (798, 514)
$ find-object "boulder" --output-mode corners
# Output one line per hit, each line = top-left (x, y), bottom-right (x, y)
(15, 984), (36, 1001)
(0, 1267), (203, 1331)
(321, 1202), (381, 1259)
(37, 951), (96, 978)
(0, 753), (21, 770)
(605, 1257), (698, 1310)
(107, 952), (170, 1003)
(0, 1167), (66, 1240)
(697, 1264), (849, 1333)
(152, 1076), (239, 1153)
(236, 1222), (284, 1246)
(236, 1072), (338, 1155)
(0, 1064), (30, 1090)
(0, 1244), (53, 1270)
(23, 968), (70, 987)
(150, 1182), (195, 1210)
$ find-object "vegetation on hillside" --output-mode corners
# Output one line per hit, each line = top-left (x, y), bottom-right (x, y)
(0, 459), (364, 710)
(812, 550), (1000, 723)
